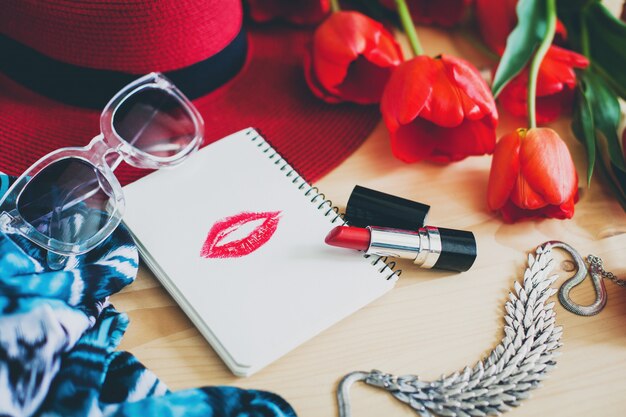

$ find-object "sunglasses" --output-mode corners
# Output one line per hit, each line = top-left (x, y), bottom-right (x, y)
(0, 73), (204, 264)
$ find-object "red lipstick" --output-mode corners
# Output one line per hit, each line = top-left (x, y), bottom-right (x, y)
(325, 225), (477, 272)
(324, 226), (370, 251)
(201, 211), (281, 259)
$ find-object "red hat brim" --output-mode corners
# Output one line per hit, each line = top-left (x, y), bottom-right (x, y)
(0, 25), (379, 185)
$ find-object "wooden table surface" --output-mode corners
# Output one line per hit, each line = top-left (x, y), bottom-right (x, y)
(112, 11), (626, 417)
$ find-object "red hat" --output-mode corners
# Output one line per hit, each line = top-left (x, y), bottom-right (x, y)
(0, 0), (378, 185)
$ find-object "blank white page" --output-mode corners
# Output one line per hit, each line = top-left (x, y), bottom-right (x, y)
(123, 128), (397, 376)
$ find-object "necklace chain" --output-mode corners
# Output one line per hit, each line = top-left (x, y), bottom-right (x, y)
(587, 254), (626, 288)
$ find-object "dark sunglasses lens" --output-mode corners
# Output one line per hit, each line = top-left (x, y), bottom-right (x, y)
(17, 159), (116, 246)
(113, 87), (197, 158)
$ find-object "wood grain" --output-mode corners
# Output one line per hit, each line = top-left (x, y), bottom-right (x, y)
(112, 14), (626, 417)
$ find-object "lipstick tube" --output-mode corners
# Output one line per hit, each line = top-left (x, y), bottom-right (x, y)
(368, 226), (475, 271)
(325, 225), (477, 272)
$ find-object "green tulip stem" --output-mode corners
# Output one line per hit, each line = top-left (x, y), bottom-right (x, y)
(395, 0), (424, 57)
(330, 0), (341, 12)
(527, 0), (557, 129)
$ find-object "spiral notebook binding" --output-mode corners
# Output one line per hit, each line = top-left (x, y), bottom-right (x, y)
(246, 128), (401, 281)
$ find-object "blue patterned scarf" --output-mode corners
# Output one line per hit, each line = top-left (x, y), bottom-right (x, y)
(0, 173), (297, 417)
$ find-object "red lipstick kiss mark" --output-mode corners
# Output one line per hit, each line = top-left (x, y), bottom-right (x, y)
(200, 211), (281, 259)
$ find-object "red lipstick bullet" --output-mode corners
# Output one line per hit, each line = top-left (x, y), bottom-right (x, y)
(325, 225), (477, 272)
(324, 225), (370, 251)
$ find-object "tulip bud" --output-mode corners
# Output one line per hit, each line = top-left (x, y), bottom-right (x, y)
(380, 54), (497, 163)
(487, 128), (579, 222)
(498, 46), (589, 124)
(475, 0), (569, 55)
(304, 11), (403, 104)
(475, 0), (518, 55)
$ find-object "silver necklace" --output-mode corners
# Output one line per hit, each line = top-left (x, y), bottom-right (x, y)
(336, 240), (622, 417)
(552, 240), (625, 316)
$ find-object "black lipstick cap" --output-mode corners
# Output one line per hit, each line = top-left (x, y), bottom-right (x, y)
(345, 185), (430, 229)
(433, 227), (477, 272)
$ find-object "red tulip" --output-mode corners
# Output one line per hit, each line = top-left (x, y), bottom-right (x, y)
(380, 54), (498, 163)
(487, 128), (578, 222)
(304, 11), (403, 104)
(247, 0), (330, 25)
(379, 0), (471, 27)
(475, 0), (568, 55)
(475, 0), (517, 55)
(498, 46), (589, 124)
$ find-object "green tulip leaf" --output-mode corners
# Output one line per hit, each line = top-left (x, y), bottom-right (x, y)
(597, 157), (626, 211)
(612, 161), (626, 203)
(556, 0), (596, 13)
(585, 2), (626, 99)
(554, 0), (595, 52)
(585, 70), (625, 173)
(572, 80), (596, 185)
(572, 70), (626, 182)
(492, 0), (548, 97)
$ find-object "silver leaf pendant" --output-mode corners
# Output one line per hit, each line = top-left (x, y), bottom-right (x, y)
(338, 242), (566, 417)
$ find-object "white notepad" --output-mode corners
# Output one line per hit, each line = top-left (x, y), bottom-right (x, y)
(123, 128), (398, 376)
